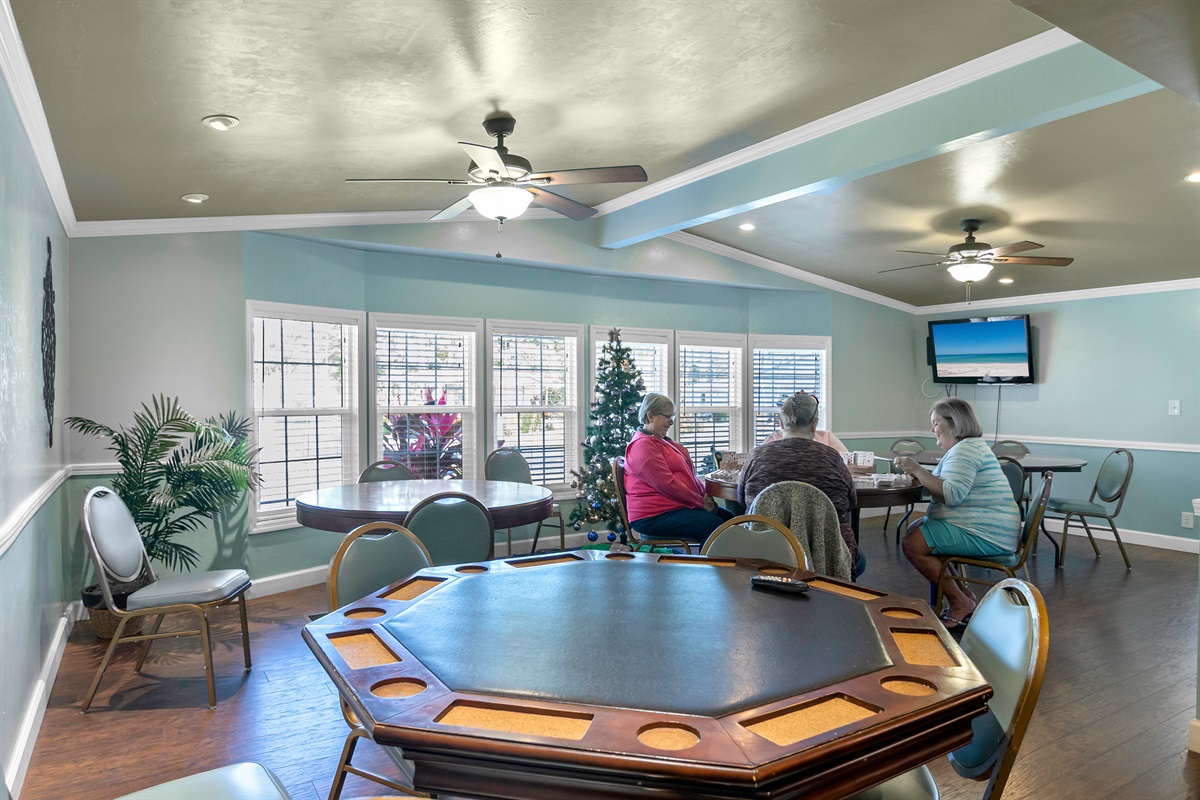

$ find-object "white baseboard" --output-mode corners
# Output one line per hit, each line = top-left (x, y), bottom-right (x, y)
(1041, 518), (1199, 554)
(1191, 720), (1200, 753)
(246, 565), (327, 598)
(7, 601), (79, 799)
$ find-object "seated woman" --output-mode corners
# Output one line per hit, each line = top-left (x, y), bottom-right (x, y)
(738, 391), (858, 564)
(894, 397), (1020, 628)
(624, 393), (733, 543)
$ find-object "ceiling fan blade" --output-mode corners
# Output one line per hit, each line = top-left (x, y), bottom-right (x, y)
(430, 196), (475, 221)
(992, 256), (1073, 266)
(895, 249), (950, 256)
(522, 165), (648, 186)
(987, 240), (1043, 257)
(346, 177), (476, 185)
(458, 142), (510, 179)
(879, 262), (944, 273)
(526, 188), (597, 220)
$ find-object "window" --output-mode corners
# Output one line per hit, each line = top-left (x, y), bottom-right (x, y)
(590, 326), (670, 397)
(248, 302), (362, 531)
(750, 336), (831, 445)
(371, 314), (480, 479)
(676, 333), (744, 467)
(490, 322), (581, 486)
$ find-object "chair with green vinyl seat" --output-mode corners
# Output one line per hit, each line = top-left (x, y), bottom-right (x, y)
(849, 578), (1049, 800)
(403, 491), (494, 565)
(359, 459), (416, 482)
(79, 487), (252, 712)
(701, 515), (811, 570)
(990, 439), (1031, 457)
(998, 455), (1027, 518)
(884, 438), (924, 539)
(326, 522), (433, 800)
(112, 761), (417, 800)
(484, 447), (565, 555)
(1042, 448), (1133, 569)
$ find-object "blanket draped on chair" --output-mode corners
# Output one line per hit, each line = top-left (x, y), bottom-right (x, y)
(749, 481), (853, 580)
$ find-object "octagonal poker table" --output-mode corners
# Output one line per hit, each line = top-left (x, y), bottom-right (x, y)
(303, 550), (991, 799)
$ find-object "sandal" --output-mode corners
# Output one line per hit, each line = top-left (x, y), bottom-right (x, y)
(939, 612), (973, 631)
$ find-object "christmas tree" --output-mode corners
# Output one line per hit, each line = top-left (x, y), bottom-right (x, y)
(569, 328), (645, 537)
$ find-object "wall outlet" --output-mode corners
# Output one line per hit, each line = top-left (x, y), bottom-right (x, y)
(1168, 400), (1181, 416)
(1184, 512), (1195, 529)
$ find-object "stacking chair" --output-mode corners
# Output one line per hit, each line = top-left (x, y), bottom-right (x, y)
(701, 515), (811, 569)
(403, 491), (494, 565)
(327, 523), (432, 799)
(748, 481), (853, 581)
(79, 487), (252, 712)
(113, 761), (417, 800)
(990, 439), (1031, 457)
(485, 447), (565, 555)
(1042, 448), (1134, 569)
(359, 459), (416, 482)
(998, 455), (1028, 518)
(610, 457), (693, 553)
(933, 472), (1052, 615)
(884, 438), (924, 537)
(849, 578), (1049, 800)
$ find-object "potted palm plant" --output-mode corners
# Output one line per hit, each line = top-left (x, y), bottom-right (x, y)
(66, 395), (261, 636)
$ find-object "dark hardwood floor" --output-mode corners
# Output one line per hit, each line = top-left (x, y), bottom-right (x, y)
(19, 527), (1200, 800)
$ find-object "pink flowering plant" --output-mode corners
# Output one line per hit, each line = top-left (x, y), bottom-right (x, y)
(382, 388), (463, 479)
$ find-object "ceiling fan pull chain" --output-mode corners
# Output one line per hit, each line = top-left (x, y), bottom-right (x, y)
(495, 218), (504, 259)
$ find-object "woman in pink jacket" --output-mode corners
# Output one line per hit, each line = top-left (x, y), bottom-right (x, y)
(623, 393), (734, 542)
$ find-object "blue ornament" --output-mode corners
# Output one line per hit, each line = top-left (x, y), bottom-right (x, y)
(592, 501), (601, 510)
(607, 532), (617, 542)
(572, 521), (582, 531)
(587, 531), (598, 542)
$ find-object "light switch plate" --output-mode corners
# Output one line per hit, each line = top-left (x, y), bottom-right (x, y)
(1168, 400), (1181, 416)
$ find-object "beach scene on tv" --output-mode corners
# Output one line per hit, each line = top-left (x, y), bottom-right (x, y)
(932, 318), (1031, 379)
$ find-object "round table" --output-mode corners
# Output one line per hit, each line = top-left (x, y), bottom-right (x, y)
(295, 480), (554, 533)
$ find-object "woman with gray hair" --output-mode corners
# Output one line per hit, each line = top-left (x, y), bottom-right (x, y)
(623, 392), (733, 542)
(893, 397), (1020, 629)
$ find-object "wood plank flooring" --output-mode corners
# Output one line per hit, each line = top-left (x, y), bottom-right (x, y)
(19, 529), (1200, 799)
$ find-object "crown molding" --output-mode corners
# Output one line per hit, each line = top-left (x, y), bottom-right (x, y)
(594, 29), (1080, 217)
(914, 277), (1200, 315)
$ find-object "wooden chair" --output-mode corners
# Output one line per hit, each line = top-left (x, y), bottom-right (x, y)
(403, 491), (494, 565)
(849, 579), (1050, 800)
(934, 472), (1052, 615)
(701, 515), (811, 569)
(484, 447), (565, 554)
(359, 459), (416, 482)
(610, 457), (692, 552)
(883, 438), (923, 536)
(1042, 449), (1134, 569)
(326, 523), (432, 799)
(79, 487), (252, 712)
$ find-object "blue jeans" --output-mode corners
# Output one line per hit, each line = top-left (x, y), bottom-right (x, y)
(632, 506), (735, 543)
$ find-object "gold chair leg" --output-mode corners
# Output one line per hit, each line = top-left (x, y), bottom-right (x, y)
(199, 610), (216, 709)
(555, 511), (565, 549)
(1079, 517), (1102, 557)
(505, 527), (513, 556)
(1056, 516), (1071, 568)
(82, 614), (132, 713)
(134, 613), (165, 671)
(1107, 518), (1132, 569)
(328, 725), (364, 800)
(238, 593), (253, 669)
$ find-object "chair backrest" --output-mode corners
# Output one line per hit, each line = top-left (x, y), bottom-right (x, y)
(358, 459), (416, 483)
(950, 579), (1049, 800)
(748, 481), (851, 579)
(1092, 448), (1134, 509)
(485, 447), (534, 485)
(611, 457), (633, 535)
(701, 515), (811, 569)
(81, 487), (151, 589)
(997, 456), (1026, 505)
(403, 491), (494, 565)
(328, 522), (433, 610)
(1014, 472), (1052, 562)
(890, 438), (923, 455)
(991, 439), (1031, 457)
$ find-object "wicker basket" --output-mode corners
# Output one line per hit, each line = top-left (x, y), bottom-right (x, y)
(86, 607), (143, 640)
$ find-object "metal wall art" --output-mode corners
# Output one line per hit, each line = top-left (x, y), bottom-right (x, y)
(42, 237), (56, 447)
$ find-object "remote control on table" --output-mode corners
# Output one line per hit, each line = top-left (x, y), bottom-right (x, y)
(750, 574), (810, 593)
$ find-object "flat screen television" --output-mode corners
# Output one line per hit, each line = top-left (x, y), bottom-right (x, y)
(927, 315), (1035, 384)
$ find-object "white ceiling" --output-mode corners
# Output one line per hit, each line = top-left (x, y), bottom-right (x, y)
(4, 0), (1199, 308)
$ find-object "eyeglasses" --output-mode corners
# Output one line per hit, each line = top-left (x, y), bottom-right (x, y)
(658, 413), (676, 422)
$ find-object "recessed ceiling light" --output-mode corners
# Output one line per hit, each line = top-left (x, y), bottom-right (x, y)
(1186, 171), (1200, 183)
(738, 223), (756, 231)
(181, 193), (209, 204)
(201, 114), (239, 132)
(998, 278), (1014, 284)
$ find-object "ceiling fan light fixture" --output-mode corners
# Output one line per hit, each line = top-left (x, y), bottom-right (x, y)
(468, 185), (533, 221)
(201, 114), (239, 132)
(947, 260), (993, 283)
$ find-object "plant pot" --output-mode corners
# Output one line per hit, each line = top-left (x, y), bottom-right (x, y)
(81, 581), (147, 639)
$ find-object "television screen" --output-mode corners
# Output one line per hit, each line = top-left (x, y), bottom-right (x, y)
(928, 316), (1034, 384)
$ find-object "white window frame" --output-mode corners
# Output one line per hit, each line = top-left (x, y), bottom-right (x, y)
(369, 313), (484, 480)
(246, 300), (365, 533)
(487, 319), (584, 492)
(588, 325), (673, 404)
(749, 334), (833, 445)
(674, 331), (747, 461)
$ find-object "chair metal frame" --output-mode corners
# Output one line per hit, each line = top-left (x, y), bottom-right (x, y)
(403, 490), (496, 564)
(997, 455), (1028, 519)
(934, 472), (1051, 615)
(484, 447), (566, 555)
(359, 459), (416, 483)
(884, 438), (923, 539)
(990, 439), (1031, 457)
(611, 457), (693, 553)
(79, 487), (252, 712)
(326, 522), (431, 800)
(701, 514), (811, 570)
(1041, 448), (1134, 569)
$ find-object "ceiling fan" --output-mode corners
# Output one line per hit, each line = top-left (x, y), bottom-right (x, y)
(346, 112), (647, 222)
(881, 219), (1074, 283)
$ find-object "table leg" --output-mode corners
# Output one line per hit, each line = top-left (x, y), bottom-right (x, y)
(894, 505), (915, 546)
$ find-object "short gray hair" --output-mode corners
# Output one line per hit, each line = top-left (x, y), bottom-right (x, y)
(638, 392), (675, 425)
(931, 397), (983, 439)
(780, 391), (819, 431)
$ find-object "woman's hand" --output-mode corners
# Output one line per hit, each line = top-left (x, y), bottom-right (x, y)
(893, 456), (919, 475)
(703, 495), (719, 513)
(894, 456), (945, 502)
